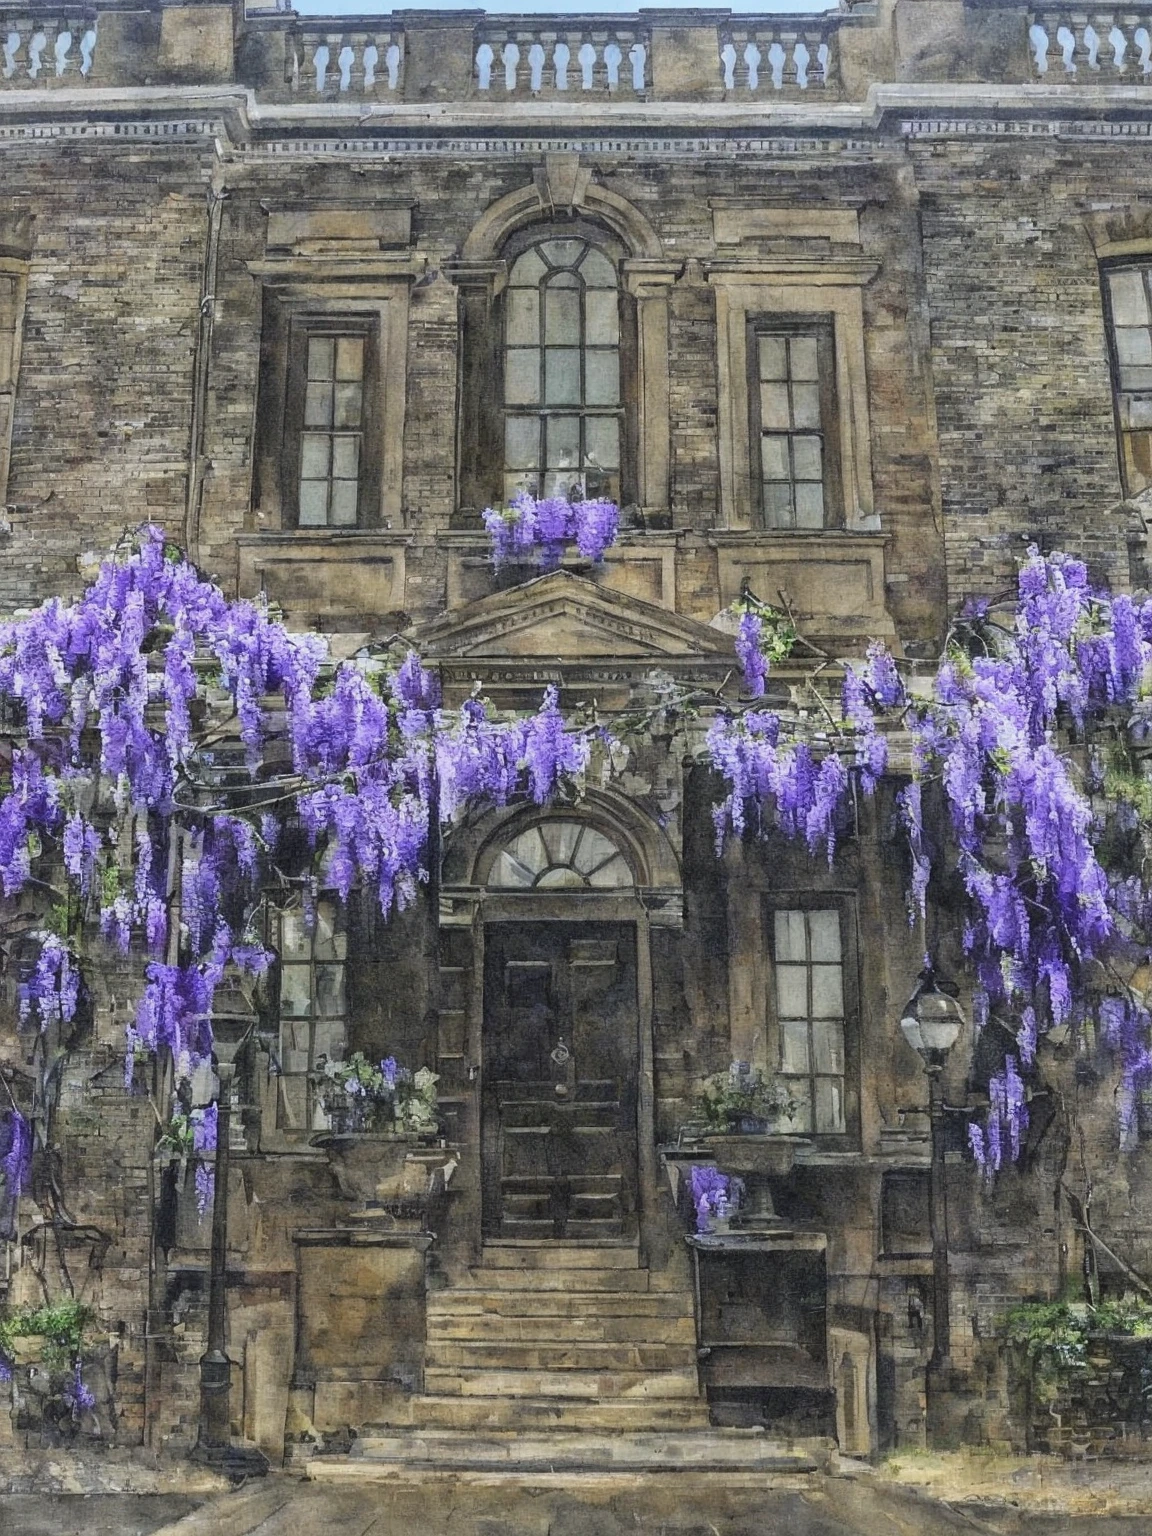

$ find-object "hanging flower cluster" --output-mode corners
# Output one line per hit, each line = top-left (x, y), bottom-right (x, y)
(968, 1055), (1029, 1178)
(17, 932), (79, 1033)
(482, 492), (619, 569)
(1, 1107), (31, 1199)
(0, 526), (613, 1123)
(731, 600), (798, 700)
(686, 1164), (744, 1233)
(707, 547), (1152, 1165)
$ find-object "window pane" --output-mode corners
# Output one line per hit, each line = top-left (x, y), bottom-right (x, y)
(332, 436), (360, 480)
(585, 416), (620, 470)
(794, 481), (826, 528)
(585, 290), (619, 345)
(811, 964), (844, 1018)
(789, 336), (820, 381)
(505, 416), (540, 470)
(313, 904), (343, 961)
(808, 909), (841, 961)
(547, 415), (581, 469)
(783, 1076), (812, 1131)
(544, 349), (581, 405)
(316, 964), (345, 1017)
(585, 351), (620, 406)
(313, 1019), (344, 1062)
(545, 286), (581, 344)
(1125, 367), (1152, 390)
(1110, 269), (1150, 327)
(792, 435), (823, 481)
(792, 384), (822, 430)
(763, 481), (794, 522)
(816, 1077), (845, 1133)
(781, 1018), (810, 1074)
(542, 469), (582, 499)
(305, 383), (332, 428)
(1117, 328), (1152, 368)
(334, 382), (363, 429)
(329, 480), (358, 527)
(280, 964), (311, 1017)
(579, 247), (616, 287)
(544, 239), (584, 267)
(510, 247), (547, 285)
(813, 1018), (845, 1074)
(307, 337), (334, 380)
(776, 963), (808, 1018)
(335, 336), (364, 381)
(505, 350), (541, 405)
(505, 471), (536, 501)
(507, 289), (539, 345)
(758, 336), (788, 381)
(760, 383), (792, 431)
(775, 910), (807, 962)
(760, 435), (790, 480)
(298, 480), (329, 526)
(300, 433), (330, 479)
(281, 907), (309, 958)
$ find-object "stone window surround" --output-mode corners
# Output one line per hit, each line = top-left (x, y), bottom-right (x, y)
(248, 273), (411, 533)
(0, 240), (30, 517)
(707, 261), (880, 534)
(451, 169), (678, 526)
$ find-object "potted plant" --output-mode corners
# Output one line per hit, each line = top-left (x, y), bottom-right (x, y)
(317, 1053), (440, 1137)
(695, 1061), (796, 1135)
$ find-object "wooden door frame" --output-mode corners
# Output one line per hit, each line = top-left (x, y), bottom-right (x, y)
(467, 892), (658, 1266)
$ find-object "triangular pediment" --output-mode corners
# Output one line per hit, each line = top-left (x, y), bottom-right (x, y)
(412, 570), (733, 662)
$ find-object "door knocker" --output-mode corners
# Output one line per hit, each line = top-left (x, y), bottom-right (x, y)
(550, 1040), (571, 1066)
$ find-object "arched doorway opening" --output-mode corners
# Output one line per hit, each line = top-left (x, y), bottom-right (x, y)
(477, 814), (641, 1242)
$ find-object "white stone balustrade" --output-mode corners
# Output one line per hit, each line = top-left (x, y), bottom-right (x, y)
(473, 29), (649, 97)
(290, 29), (403, 97)
(719, 24), (837, 94)
(1, 14), (96, 84)
(1029, 11), (1152, 76)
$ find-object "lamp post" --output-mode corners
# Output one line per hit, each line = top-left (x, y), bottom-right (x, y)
(899, 967), (965, 1371)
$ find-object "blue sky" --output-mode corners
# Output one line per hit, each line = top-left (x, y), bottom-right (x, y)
(293, 1), (834, 16)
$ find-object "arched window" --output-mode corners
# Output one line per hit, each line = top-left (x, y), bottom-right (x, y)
(502, 233), (624, 505)
(487, 820), (633, 889)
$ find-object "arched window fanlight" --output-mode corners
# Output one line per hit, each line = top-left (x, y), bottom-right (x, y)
(487, 820), (633, 889)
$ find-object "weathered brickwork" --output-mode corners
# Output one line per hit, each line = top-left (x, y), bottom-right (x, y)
(2, 0), (1152, 1469)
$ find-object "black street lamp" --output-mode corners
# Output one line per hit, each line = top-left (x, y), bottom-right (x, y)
(899, 966), (965, 1370)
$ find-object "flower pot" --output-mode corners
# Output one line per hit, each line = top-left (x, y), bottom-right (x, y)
(734, 1116), (770, 1136)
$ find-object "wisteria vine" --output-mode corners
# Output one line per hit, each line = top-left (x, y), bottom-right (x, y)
(0, 524), (615, 1223)
(708, 549), (1152, 1167)
(483, 492), (619, 569)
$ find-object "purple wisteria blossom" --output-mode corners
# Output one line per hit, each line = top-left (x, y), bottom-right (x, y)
(18, 933), (79, 1033)
(63, 1364), (96, 1415)
(483, 493), (619, 569)
(687, 1165), (743, 1233)
(1, 1108), (32, 1198)
(735, 612), (768, 699)
(969, 1055), (1029, 1179)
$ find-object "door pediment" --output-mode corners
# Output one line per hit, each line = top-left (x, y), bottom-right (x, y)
(412, 570), (732, 663)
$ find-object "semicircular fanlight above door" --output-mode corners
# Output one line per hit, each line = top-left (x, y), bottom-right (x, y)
(487, 820), (633, 890)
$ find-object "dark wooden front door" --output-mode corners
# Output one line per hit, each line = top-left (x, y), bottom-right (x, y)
(482, 922), (639, 1241)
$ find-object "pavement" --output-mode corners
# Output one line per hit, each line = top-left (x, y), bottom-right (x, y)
(6, 1455), (1152, 1535)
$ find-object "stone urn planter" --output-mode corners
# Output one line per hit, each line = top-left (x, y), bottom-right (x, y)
(310, 1131), (455, 1203)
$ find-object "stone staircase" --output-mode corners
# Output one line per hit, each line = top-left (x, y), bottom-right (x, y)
(307, 1242), (830, 1475)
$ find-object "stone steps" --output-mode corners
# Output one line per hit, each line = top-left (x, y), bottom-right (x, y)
(401, 1394), (711, 1431)
(478, 1241), (640, 1269)
(427, 1312), (696, 1344)
(428, 1289), (690, 1320)
(314, 1427), (826, 1475)
(426, 1340), (698, 1372)
(463, 1264), (652, 1292)
(422, 1365), (701, 1399)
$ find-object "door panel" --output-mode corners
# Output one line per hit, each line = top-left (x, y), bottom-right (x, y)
(482, 922), (639, 1240)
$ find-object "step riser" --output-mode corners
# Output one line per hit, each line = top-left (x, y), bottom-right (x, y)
(426, 1343), (697, 1372)
(403, 1397), (710, 1431)
(479, 1245), (639, 1269)
(428, 1317), (696, 1345)
(423, 1368), (701, 1399)
(428, 1292), (690, 1320)
(344, 1431), (823, 1473)
(464, 1268), (651, 1292)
